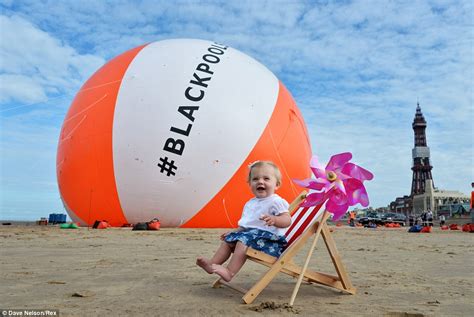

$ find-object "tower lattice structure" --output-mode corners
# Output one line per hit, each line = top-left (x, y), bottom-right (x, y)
(410, 103), (434, 196)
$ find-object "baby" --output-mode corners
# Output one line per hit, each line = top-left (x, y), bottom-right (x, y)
(196, 161), (291, 282)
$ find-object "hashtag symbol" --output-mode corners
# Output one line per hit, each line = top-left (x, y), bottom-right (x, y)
(157, 156), (177, 176)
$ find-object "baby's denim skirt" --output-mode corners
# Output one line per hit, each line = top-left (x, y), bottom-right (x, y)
(224, 228), (287, 257)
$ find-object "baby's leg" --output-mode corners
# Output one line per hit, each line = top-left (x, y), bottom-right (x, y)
(196, 242), (234, 274)
(210, 241), (234, 264)
(196, 257), (214, 274)
(211, 264), (233, 282)
(212, 242), (248, 282)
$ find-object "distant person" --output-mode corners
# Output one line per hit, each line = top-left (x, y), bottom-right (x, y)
(196, 161), (291, 282)
(415, 215), (421, 226)
(349, 211), (356, 227)
(439, 214), (446, 227)
(427, 209), (433, 227)
(421, 211), (427, 226)
(409, 214), (414, 226)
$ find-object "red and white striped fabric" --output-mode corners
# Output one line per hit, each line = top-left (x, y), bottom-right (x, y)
(285, 203), (324, 247)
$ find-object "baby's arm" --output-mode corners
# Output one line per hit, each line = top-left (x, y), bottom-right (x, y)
(260, 212), (291, 228)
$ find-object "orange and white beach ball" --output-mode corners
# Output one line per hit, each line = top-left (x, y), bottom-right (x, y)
(56, 39), (311, 228)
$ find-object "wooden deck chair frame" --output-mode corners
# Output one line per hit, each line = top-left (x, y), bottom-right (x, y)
(212, 191), (356, 305)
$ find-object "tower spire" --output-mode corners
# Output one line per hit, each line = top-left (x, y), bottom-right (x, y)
(410, 102), (434, 196)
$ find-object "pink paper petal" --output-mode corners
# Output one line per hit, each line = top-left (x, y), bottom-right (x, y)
(333, 179), (346, 194)
(341, 163), (374, 181)
(326, 152), (352, 172)
(300, 191), (326, 207)
(322, 181), (335, 193)
(309, 155), (325, 171)
(310, 166), (326, 179)
(335, 170), (350, 181)
(310, 156), (326, 179)
(326, 196), (349, 221)
(343, 178), (370, 206)
(328, 187), (348, 205)
(293, 178), (327, 191)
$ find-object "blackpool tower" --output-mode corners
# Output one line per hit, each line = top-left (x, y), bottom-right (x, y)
(410, 103), (434, 196)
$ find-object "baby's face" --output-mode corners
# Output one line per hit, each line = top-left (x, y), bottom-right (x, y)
(249, 165), (279, 198)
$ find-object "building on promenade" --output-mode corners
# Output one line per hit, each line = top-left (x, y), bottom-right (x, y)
(412, 179), (469, 217)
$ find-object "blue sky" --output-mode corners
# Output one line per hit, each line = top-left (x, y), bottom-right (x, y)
(0, 0), (472, 220)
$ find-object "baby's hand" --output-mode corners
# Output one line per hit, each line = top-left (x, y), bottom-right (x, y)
(260, 214), (276, 226)
(220, 231), (230, 240)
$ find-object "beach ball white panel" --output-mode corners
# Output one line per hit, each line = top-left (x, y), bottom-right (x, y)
(112, 39), (279, 226)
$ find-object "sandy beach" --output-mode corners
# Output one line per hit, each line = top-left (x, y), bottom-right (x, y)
(1, 224), (472, 316)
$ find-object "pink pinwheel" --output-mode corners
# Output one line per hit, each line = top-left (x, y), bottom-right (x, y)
(293, 152), (373, 221)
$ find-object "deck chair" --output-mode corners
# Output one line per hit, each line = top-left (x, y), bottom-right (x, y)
(212, 191), (356, 305)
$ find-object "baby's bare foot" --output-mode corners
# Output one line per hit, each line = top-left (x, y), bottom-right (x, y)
(196, 257), (213, 274)
(211, 264), (233, 282)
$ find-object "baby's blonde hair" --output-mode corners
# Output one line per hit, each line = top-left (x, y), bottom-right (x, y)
(247, 161), (282, 186)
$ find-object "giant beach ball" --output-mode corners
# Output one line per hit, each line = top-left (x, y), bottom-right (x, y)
(57, 39), (312, 227)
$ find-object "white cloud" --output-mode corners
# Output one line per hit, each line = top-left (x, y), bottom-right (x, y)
(0, 15), (105, 105)
(0, 74), (47, 104)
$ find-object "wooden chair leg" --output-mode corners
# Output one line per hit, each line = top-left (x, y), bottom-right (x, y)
(213, 278), (248, 294)
(242, 263), (283, 304)
(321, 223), (355, 293)
(212, 278), (222, 288)
(289, 211), (329, 305)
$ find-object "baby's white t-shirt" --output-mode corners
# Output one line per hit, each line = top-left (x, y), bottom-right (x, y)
(238, 194), (290, 236)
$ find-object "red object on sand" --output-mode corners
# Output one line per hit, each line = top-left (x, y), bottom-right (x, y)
(462, 224), (474, 232)
(97, 221), (109, 229)
(420, 226), (432, 233)
(449, 224), (459, 230)
(148, 221), (161, 230)
(441, 225), (449, 230)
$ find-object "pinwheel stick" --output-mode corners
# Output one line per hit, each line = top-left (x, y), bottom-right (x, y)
(289, 210), (330, 306)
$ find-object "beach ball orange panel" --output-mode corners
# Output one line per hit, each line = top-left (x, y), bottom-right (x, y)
(56, 39), (312, 227)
